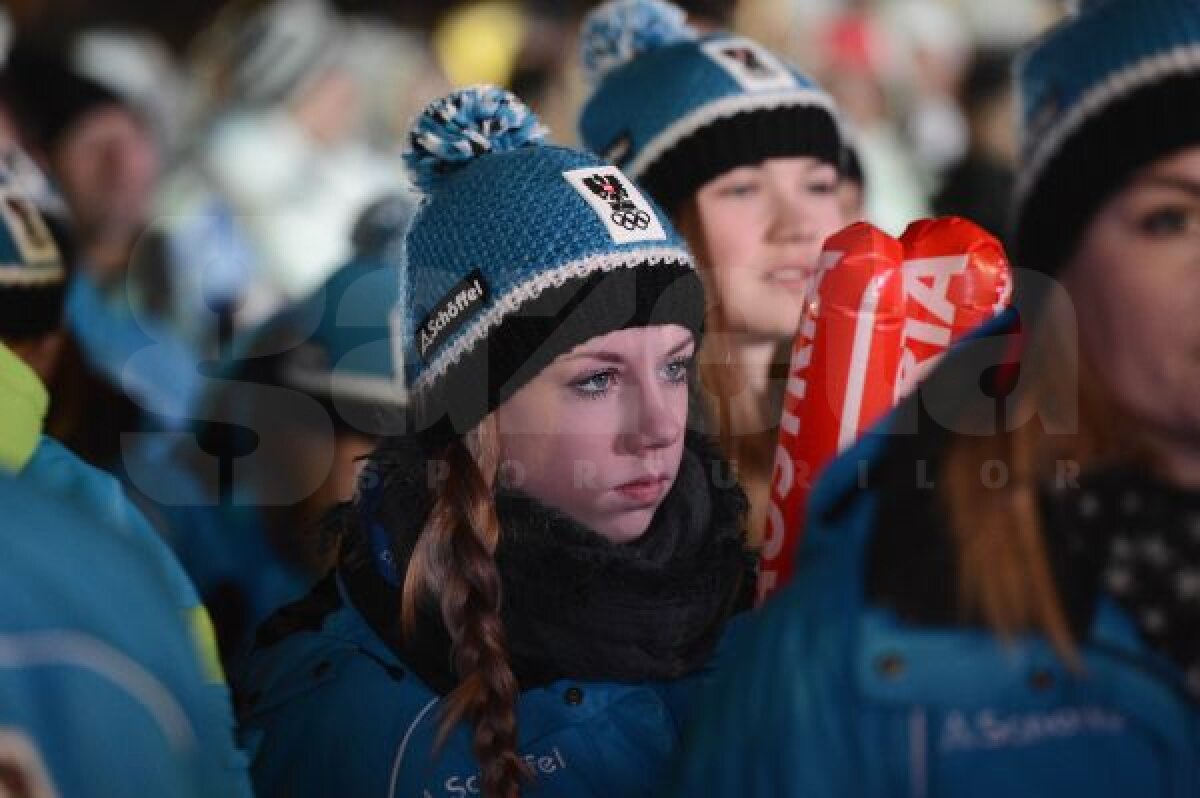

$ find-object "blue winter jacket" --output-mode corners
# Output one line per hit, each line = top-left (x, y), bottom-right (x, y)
(238, 574), (739, 798)
(22, 437), (206, 617)
(0, 476), (253, 797)
(671, 332), (1200, 796)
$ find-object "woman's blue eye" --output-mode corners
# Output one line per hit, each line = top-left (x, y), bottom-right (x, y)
(1139, 206), (1194, 236)
(661, 356), (693, 384)
(719, 181), (760, 198)
(572, 369), (617, 398)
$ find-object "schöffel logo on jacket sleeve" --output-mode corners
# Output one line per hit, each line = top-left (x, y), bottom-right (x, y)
(416, 269), (490, 361)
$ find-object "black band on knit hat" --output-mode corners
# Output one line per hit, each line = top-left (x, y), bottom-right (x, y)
(1013, 72), (1200, 274)
(413, 260), (704, 447)
(0, 282), (66, 340)
(638, 104), (842, 215)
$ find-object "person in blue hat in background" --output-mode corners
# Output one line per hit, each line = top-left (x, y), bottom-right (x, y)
(0, 146), (250, 796)
(236, 85), (754, 798)
(671, 1), (1200, 795)
(577, 0), (847, 546)
(155, 191), (410, 670)
(0, 142), (224, 673)
(0, 477), (251, 797)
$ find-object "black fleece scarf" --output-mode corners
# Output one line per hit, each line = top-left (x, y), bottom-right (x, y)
(1045, 465), (1200, 701)
(866, 455), (1200, 702)
(340, 431), (755, 694)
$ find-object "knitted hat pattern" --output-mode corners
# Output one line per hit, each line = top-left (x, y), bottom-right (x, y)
(0, 145), (65, 339)
(222, 0), (346, 106)
(1013, 0), (1200, 273)
(276, 209), (409, 433)
(400, 86), (704, 435)
(578, 0), (842, 213)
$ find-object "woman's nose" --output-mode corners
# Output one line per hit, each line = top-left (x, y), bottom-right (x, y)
(766, 183), (818, 245)
(621, 381), (684, 453)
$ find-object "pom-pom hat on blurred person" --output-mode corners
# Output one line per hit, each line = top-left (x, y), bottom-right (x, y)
(1012, 0), (1200, 274)
(577, 0), (843, 214)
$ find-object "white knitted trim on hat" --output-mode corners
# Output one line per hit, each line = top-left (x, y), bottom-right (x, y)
(0, 263), (63, 287)
(1015, 42), (1200, 208)
(412, 245), (694, 395)
(625, 88), (842, 179)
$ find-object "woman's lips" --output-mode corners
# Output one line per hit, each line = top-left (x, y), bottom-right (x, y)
(612, 476), (671, 506)
(764, 267), (815, 291)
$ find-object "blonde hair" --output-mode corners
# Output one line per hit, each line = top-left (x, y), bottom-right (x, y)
(940, 298), (1148, 661)
(674, 199), (782, 547)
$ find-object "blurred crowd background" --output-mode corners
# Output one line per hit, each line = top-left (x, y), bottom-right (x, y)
(0, 0), (1071, 665)
(1, 0), (1069, 254)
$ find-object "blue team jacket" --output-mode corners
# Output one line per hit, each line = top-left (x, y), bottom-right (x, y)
(21, 436), (204, 614)
(0, 477), (253, 797)
(238, 576), (737, 798)
(670, 416), (1200, 797)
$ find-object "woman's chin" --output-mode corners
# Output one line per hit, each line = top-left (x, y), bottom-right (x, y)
(731, 314), (804, 344)
(592, 508), (656, 544)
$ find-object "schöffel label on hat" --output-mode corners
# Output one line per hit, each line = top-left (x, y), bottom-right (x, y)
(416, 269), (491, 362)
(563, 165), (667, 244)
(701, 37), (796, 93)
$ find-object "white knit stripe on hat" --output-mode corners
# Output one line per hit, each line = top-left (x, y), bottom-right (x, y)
(411, 245), (693, 396)
(624, 88), (842, 180)
(1015, 42), (1200, 208)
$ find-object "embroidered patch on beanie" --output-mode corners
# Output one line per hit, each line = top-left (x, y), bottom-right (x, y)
(0, 192), (57, 273)
(0, 145), (66, 339)
(700, 37), (796, 92)
(563, 166), (667, 244)
(0, 157), (59, 281)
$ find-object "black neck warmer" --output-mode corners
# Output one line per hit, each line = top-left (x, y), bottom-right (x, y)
(1045, 464), (1200, 702)
(340, 431), (755, 694)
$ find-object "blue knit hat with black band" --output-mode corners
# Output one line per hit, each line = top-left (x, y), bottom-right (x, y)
(577, 0), (843, 215)
(399, 86), (704, 439)
(1013, 0), (1200, 274)
(0, 145), (65, 340)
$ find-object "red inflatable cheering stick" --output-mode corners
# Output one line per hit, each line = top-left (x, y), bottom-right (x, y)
(758, 223), (906, 604)
(758, 217), (1013, 605)
(894, 217), (1013, 399)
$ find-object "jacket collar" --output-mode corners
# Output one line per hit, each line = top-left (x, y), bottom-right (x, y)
(0, 342), (47, 473)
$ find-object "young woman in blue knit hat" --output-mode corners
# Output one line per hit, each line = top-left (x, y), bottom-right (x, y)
(672, 1), (1200, 795)
(578, 0), (847, 544)
(235, 86), (754, 798)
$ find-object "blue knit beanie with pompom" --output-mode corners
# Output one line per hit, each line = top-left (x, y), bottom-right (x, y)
(1013, 0), (1200, 273)
(398, 86), (704, 437)
(578, 0), (842, 214)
